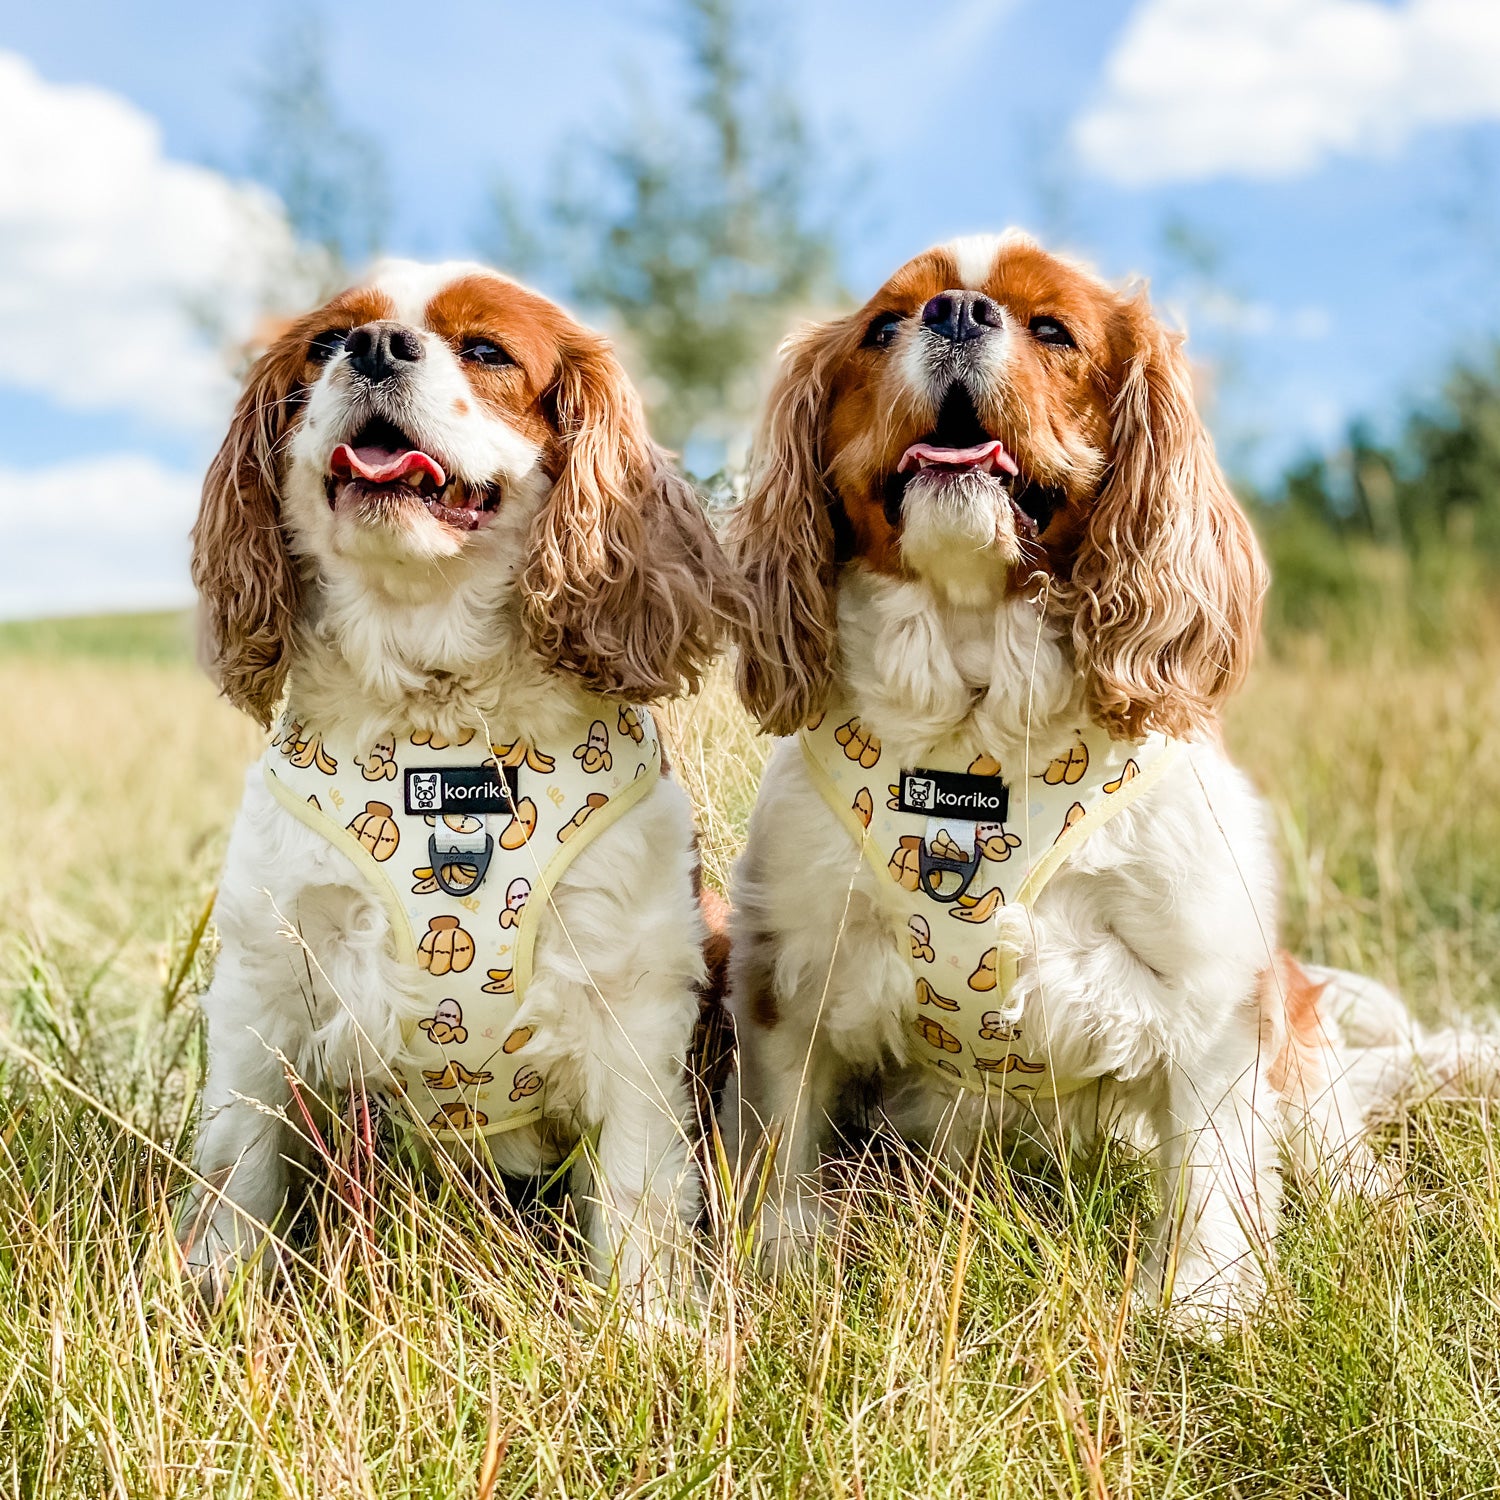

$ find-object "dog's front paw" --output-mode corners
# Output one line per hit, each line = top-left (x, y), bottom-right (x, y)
(1135, 1239), (1267, 1339)
(754, 1192), (828, 1278)
(176, 1210), (280, 1306)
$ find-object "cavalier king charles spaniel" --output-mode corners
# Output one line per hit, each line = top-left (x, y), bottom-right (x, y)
(720, 232), (1483, 1328)
(180, 260), (742, 1312)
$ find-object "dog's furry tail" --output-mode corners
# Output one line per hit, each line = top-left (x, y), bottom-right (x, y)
(1307, 962), (1500, 1118)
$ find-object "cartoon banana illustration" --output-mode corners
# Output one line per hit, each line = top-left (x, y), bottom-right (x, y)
(908, 915), (934, 963)
(913, 1016), (962, 1053)
(411, 726), (476, 749)
(417, 916), (475, 976)
(975, 1054), (1045, 1076)
(502, 1024), (534, 1054)
(410, 860), (481, 895)
(430, 1101), (487, 1130)
(347, 801), (400, 861)
(573, 720), (613, 774)
(1040, 738), (1088, 786)
(888, 835), (923, 892)
(852, 787), (874, 828)
(969, 948), (998, 991)
(418, 999), (467, 1045)
(979, 1011), (1022, 1042)
(482, 968), (515, 995)
(490, 740), (556, 774)
(499, 877), (531, 928)
(618, 706), (645, 744)
(509, 1066), (543, 1102)
(1056, 802), (1087, 842)
(833, 716), (882, 769)
(422, 1060), (494, 1089)
(357, 735), (399, 781)
(499, 797), (539, 849)
(287, 729), (337, 775)
(558, 793), (609, 843)
(915, 977), (960, 1012)
(977, 824), (1021, 862)
(1103, 759), (1140, 794)
(928, 828), (970, 862)
(950, 887), (1003, 923)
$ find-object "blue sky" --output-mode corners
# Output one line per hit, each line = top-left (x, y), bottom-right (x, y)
(3, 0), (1500, 616)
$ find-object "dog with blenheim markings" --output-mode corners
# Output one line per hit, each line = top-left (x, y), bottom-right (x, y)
(180, 259), (741, 1314)
(721, 230), (1492, 1328)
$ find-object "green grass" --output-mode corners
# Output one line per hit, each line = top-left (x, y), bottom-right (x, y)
(0, 608), (196, 663)
(2, 613), (1499, 1498)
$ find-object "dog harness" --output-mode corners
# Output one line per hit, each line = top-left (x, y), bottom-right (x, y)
(262, 700), (661, 1141)
(800, 698), (1183, 1101)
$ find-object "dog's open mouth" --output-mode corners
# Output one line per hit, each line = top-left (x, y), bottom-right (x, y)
(325, 418), (502, 532)
(884, 386), (1061, 537)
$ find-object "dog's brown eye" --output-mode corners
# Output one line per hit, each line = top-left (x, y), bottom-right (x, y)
(1029, 316), (1075, 348)
(863, 312), (904, 349)
(308, 327), (350, 364)
(461, 337), (514, 368)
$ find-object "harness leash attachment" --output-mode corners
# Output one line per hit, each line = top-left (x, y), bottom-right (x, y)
(426, 825), (494, 895)
(915, 817), (983, 902)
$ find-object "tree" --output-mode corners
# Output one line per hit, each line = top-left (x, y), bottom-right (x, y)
(486, 0), (843, 471)
(1253, 345), (1500, 643)
(247, 13), (389, 283)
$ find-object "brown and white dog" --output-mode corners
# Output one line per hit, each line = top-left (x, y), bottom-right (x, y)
(181, 259), (742, 1311)
(720, 231), (1483, 1327)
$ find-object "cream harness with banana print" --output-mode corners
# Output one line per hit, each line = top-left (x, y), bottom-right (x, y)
(263, 701), (660, 1140)
(800, 699), (1182, 1101)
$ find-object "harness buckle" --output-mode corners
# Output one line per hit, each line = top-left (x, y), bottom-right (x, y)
(427, 831), (495, 896)
(916, 839), (984, 903)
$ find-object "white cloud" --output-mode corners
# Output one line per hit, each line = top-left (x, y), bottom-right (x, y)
(1186, 290), (1332, 341)
(0, 456), (199, 618)
(1075, 0), (1500, 185)
(0, 50), (310, 433)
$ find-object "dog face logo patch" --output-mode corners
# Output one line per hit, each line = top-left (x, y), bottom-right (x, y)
(897, 768), (1010, 822)
(408, 772), (441, 813)
(905, 776), (936, 812)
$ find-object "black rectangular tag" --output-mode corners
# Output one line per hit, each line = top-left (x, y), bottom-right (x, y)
(898, 767), (1010, 822)
(404, 764), (520, 816)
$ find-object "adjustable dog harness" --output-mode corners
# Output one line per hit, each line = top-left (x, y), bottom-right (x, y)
(800, 697), (1182, 1100)
(262, 701), (661, 1140)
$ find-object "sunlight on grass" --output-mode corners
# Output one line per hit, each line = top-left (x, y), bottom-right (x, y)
(1, 613), (1498, 1497)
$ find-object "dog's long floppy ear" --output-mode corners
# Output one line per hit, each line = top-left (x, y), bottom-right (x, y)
(191, 333), (306, 728)
(727, 320), (846, 736)
(522, 331), (744, 701)
(1062, 294), (1268, 740)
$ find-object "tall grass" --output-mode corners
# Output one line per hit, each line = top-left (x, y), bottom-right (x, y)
(1, 613), (1498, 1498)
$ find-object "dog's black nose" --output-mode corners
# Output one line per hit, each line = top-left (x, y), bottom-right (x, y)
(921, 291), (1003, 345)
(345, 321), (424, 383)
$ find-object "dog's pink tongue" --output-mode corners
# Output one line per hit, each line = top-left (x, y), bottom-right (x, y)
(897, 440), (1018, 476)
(330, 443), (446, 488)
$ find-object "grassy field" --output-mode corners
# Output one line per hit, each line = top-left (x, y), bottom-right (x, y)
(2, 609), (1499, 1498)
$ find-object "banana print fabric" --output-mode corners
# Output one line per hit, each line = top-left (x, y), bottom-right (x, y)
(800, 699), (1182, 1101)
(263, 703), (661, 1139)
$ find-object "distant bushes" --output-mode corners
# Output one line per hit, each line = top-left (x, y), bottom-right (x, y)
(1250, 344), (1500, 652)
